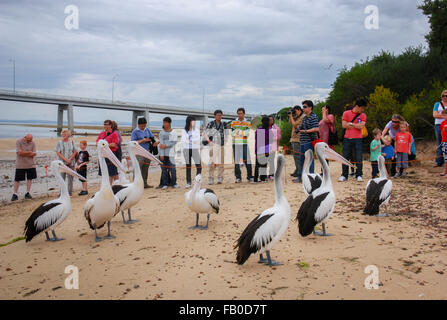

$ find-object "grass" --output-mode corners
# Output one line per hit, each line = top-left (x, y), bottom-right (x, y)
(0, 236), (25, 247)
(296, 261), (310, 269)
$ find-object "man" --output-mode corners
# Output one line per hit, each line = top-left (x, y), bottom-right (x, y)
(339, 99), (367, 182)
(158, 117), (179, 189)
(231, 108), (253, 183)
(204, 109), (227, 185)
(131, 117), (159, 188)
(288, 106), (304, 181)
(297, 101), (320, 182)
(55, 130), (78, 196)
(12, 134), (37, 201)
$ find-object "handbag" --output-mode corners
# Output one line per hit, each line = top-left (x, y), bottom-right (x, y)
(328, 125), (339, 145)
(362, 126), (368, 138)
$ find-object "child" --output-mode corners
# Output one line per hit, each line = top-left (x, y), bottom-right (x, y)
(370, 128), (382, 178)
(75, 140), (89, 195)
(254, 116), (272, 183)
(159, 117), (179, 189)
(381, 135), (394, 176)
(394, 121), (412, 178)
(440, 109), (447, 177)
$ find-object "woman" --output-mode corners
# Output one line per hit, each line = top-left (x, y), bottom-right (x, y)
(55, 130), (78, 196)
(182, 116), (202, 188)
(96, 119), (120, 184)
(254, 116), (273, 182)
(319, 105), (335, 150)
(268, 115), (281, 179)
(111, 121), (123, 162)
(433, 90), (447, 167)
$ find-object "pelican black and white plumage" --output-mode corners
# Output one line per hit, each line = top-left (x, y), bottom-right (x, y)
(84, 140), (128, 242)
(112, 141), (162, 224)
(24, 160), (87, 242)
(364, 155), (392, 217)
(185, 174), (220, 230)
(302, 149), (322, 196)
(235, 154), (290, 266)
(297, 140), (354, 237)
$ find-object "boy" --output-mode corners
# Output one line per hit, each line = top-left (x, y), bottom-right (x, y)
(370, 128), (382, 178)
(394, 122), (412, 178)
(159, 117), (179, 189)
(440, 109), (447, 177)
(75, 140), (89, 195)
(381, 135), (394, 176)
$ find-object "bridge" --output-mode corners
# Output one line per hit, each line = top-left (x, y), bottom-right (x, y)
(0, 89), (256, 134)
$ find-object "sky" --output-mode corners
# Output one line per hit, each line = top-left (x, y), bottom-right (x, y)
(0, 0), (430, 124)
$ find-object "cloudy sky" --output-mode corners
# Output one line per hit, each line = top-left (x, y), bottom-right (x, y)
(0, 0), (430, 123)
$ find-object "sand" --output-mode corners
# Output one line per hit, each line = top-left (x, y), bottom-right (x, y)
(0, 138), (446, 300)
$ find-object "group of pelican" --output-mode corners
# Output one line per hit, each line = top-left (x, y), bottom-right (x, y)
(24, 138), (393, 269)
(24, 140), (161, 243)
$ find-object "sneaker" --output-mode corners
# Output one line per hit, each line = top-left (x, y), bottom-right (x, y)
(217, 178), (223, 184)
(11, 194), (18, 201)
(338, 176), (347, 182)
(172, 184), (180, 189)
(155, 185), (163, 189)
(393, 173), (401, 178)
(357, 176), (363, 182)
(78, 190), (88, 196)
(24, 192), (32, 199)
(249, 178), (255, 184)
(161, 186), (168, 190)
(185, 184), (191, 189)
(235, 179), (242, 184)
(401, 172), (407, 177)
(208, 178), (214, 185)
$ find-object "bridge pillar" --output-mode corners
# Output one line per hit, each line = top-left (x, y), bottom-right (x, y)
(201, 115), (208, 128)
(67, 104), (74, 134)
(57, 104), (67, 136)
(132, 110), (150, 129)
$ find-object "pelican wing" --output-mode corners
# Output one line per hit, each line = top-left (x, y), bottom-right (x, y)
(203, 189), (220, 213)
(24, 201), (63, 242)
(303, 174), (322, 195)
(297, 192), (331, 237)
(84, 197), (95, 229)
(364, 179), (391, 216)
(235, 210), (275, 265)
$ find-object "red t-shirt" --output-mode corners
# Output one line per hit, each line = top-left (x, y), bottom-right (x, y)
(96, 130), (119, 152)
(441, 120), (447, 143)
(342, 110), (367, 139)
(395, 132), (413, 153)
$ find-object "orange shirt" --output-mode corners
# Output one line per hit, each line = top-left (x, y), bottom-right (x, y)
(395, 132), (412, 153)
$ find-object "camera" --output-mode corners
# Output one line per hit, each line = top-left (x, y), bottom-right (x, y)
(288, 108), (296, 116)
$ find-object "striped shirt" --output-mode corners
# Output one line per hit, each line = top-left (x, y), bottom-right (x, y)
(231, 118), (251, 145)
(299, 113), (319, 144)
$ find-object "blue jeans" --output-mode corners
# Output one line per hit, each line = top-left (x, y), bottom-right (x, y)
(435, 124), (444, 166)
(161, 156), (176, 187)
(233, 144), (253, 180)
(342, 138), (363, 178)
(299, 142), (314, 179)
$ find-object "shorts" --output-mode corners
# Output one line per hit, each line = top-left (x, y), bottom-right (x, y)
(15, 168), (37, 182)
(396, 152), (409, 169)
(77, 167), (87, 182)
(442, 142), (447, 161)
(98, 159), (118, 177)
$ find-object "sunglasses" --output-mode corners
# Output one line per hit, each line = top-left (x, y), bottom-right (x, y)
(302, 106), (309, 109)
(442, 95), (447, 98)
(392, 121), (400, 123)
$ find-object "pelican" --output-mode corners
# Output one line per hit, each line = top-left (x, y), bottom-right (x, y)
(24, 160), (87, 242)
(297, 140), (354, 237)
(112, 141), (162, 224)
(185, 174), (220, 230)
(302, 149), (322, 196)
(84, 140), (128, 242)
(364, 155), (392, 217)
(235, 154), (290, 266)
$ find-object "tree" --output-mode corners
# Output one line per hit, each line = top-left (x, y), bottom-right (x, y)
(419, 0), (447, 52)
(367, 86), (401, 132)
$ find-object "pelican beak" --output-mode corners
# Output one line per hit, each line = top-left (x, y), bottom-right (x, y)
(324, 148), (356, 168)
(102, 145), (130, 174)
(134, 144), (162, 165)
(59, 163), (87, 181)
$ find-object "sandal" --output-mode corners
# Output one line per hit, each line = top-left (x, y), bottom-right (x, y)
(440, 173), (446, 176)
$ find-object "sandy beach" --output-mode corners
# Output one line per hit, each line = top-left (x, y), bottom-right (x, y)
(0, 138), (446, 300)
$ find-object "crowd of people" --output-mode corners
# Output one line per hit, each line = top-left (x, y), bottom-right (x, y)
(9, 89), (447, 200)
